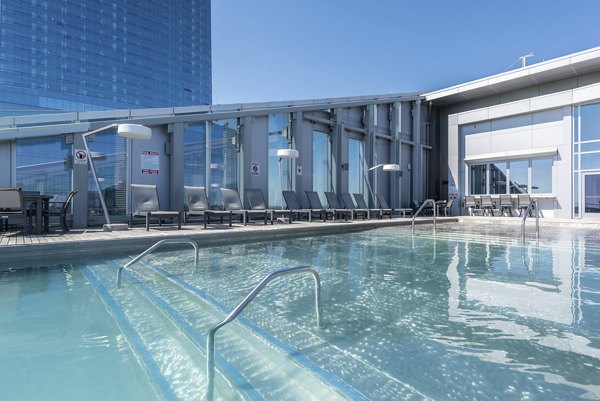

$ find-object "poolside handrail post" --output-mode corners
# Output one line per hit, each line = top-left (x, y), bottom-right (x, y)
(520, 198), (539, 241)
(411, 198), (437, 234)
(205, 265), (322, 401)
(116, 238), (198, 287)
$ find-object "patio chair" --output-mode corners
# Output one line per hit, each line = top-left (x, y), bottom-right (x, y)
(499, 195), (514, 217)
(282, 191), (315, 222)
(220, 188), (268, 225)
(377, 194), (412, 218)
(442, 199), (454, 217)
(246, 188), (292, 224)
(480, 195), (495, 216)
(305, 191), (344, 221)
(130, 184), (182, 231)
(324, 192), (352, 221)
(353, 193), (382, 219)
(184, 186), (239, 228)
(0, 187), (29, 232)
(340, 193), (369, 219)
(518, 194), (532, 217)
(43, 190), (77, 231)
(464, 195), (478, 215)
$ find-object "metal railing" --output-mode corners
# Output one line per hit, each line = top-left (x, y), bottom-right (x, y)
(412, 199), (437, 234)
(520, 198), (539, 241)
(206, 265), (322, 401)
(116, 238), (198, 287)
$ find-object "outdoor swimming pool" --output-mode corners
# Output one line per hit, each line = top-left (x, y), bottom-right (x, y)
(1, 223), (599, 400)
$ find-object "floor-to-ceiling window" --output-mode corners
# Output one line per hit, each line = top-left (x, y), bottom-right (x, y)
(183, 123), (207, 188)
(348, 137), (364, 195)
(16, 135), (72, 199)
(468, 159), (552, 196)
(312, 130), (330, 204)
(268, 114), (290, 208)
(574, 103), (600, 218)
(211, 119), (239, 207)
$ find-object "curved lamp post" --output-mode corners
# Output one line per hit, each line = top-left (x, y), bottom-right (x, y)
(368, 163), (400, 207)
(277, 148), (299, 194)
(82, 123), (152, 231)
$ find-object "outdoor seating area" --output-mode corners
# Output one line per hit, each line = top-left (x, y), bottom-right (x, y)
(463, 194), (536, 217)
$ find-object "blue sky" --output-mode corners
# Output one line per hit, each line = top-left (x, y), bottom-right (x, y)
(212, 0), (600, 105)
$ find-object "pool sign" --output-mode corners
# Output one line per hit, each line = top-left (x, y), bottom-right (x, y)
(74, 149), (88, 165)
(296, 165), (303, 176)
(141, 150), (159, 175)
(250, 162), (260, 176)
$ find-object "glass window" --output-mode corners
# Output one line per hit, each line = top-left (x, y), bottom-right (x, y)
(16, 135), (72, 198)
(509, 160), (529, 194)
(86, 130), (126, 217)
(268, 114), (290, 208)
(581, 152), (600, 171)
(312, 130), (330, 204)
(183, 123), (207, 187)
(531, 158), (552, 193)
(489, 162), (507, 194)
(469, 164), (486, 195)
(210, 119), (238, 207)
(580, 103), (600, 142)
(348, 138), (363, 195)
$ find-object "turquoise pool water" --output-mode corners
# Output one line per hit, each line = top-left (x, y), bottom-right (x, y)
(1, 224), (599, 400)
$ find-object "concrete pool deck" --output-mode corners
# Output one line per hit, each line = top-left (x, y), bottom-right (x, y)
(1, 215), (598, 265)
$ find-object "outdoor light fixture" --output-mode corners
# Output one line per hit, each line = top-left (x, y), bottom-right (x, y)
(277, 148), (299, 197)
(368, 163), (401, 206)
(82, 123), (152, 232)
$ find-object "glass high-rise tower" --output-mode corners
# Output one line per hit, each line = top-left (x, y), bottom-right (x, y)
(0, 0), (211, 115)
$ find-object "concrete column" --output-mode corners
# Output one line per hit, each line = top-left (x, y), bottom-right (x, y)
(412, 99), (422, 202)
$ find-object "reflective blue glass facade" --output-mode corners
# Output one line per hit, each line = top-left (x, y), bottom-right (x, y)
(0, 0), (211, 115)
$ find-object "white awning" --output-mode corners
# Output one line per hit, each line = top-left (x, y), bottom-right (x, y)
(464, 147), (558, 163)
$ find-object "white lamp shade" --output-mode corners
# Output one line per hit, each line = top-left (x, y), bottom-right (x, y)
(277, 149), (299, 159)
(382, 164), (400, 171)
(117, 124), (152, 140)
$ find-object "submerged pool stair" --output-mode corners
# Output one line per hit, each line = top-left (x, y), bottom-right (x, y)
(85, 252), (358, 400)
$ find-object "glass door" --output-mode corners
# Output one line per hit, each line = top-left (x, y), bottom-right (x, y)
(583, 173), (600, 219)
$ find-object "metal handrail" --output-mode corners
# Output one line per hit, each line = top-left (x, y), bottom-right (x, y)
(116, 238), (198, 287)
(520, 198), (539, 240)
(412, 198), (437, 234)
(206, 265), (322, 401)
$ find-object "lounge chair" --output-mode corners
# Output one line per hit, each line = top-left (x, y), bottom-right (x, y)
(246, 188), (293, 224)
(480, 195), (494, 216)
(340, 193), (369, 219)
(353, 193), (382, 219)
(282, 191), (324, 222)
(377, 194), (412, 218)
(220, 188), (268, 225)
(464, 195), (478, 215)
(518, 194), (532, 216)
(43, 190), (77, 231)
(499, 195), (513, 217)
(324, 192), (352, 220)
(414, 200), (433, 216)
(0, 187), (29, 232)
(184, 186), (239, 228)
(130, 184), (182, 231)
(305, 191), (346, 221)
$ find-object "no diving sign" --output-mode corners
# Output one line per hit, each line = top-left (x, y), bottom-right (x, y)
(74, 149), (88, 165)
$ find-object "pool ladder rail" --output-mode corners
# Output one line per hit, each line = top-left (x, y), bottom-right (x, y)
(412, 198), (437, 234)
(206, 265), (323, 401)
(116, 238), (199, 287)
(520, 198), (540, 241)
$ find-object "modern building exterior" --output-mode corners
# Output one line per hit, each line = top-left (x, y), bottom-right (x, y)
(2, 46), (600, 228)
(0, 0), (211, 115)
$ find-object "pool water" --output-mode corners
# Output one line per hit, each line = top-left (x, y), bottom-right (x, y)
(1, 224), (600, 400)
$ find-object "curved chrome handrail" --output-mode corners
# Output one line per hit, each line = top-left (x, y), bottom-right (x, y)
(520, 198), (539, 241)
(206, 265), (322, 401)
(116, 238), (198, 287)
(412, 198), (437, 234)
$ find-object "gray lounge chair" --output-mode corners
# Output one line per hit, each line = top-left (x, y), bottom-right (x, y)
(480, 195), (494, 216)
(184, 186), (240, 228)
(518, 194), (532, 216)
(464, 195), (478, 215)
(283, 191), (323, 222)
(130, 184), (182, 231)
(324, 192), (351, 221)
(377, 194), (411, 218)
(340, 193), (369, 220)
(0, 187), (30, 232)
(499, 195), (513, 217)
(220, 188), (268, 225)
(353, 193), (382, 219)
(246, 188), (292, 224)
(305, 191), (344, 221)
